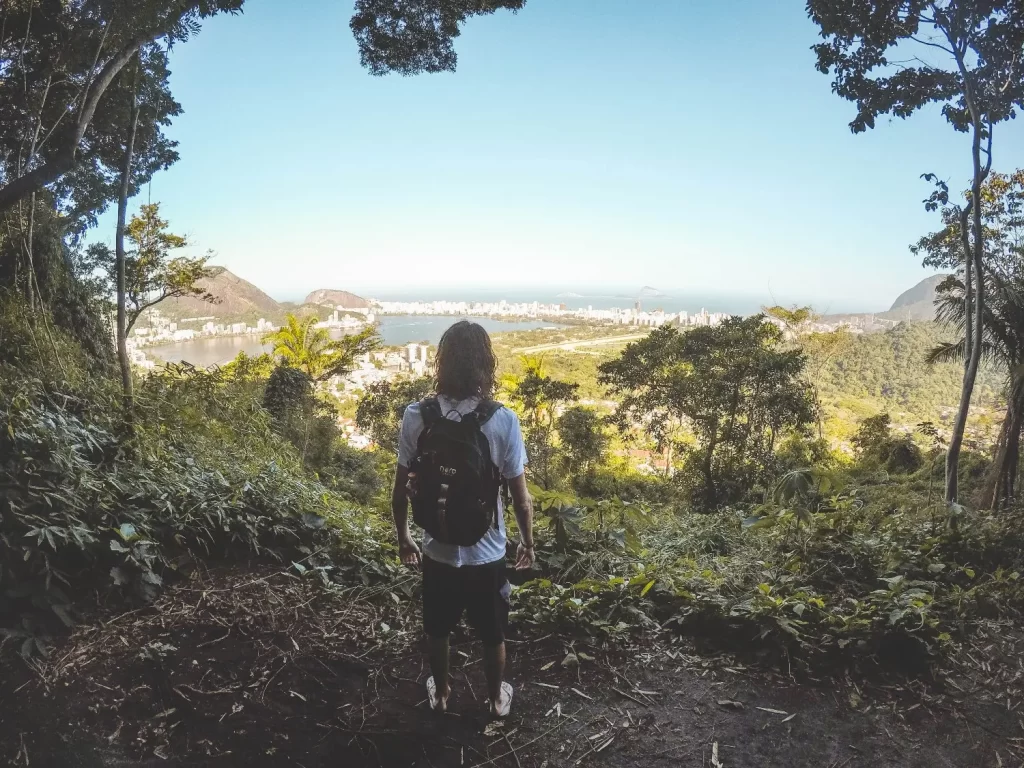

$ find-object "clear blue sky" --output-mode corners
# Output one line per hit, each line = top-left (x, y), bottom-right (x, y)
(104, 0), (1024, 311)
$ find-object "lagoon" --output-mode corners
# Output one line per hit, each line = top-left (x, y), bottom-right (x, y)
(146, 315), (565, 367)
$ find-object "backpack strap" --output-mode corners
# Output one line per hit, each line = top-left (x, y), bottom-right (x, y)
(469, 399), (502, 427)
(419, 396), (443, 428)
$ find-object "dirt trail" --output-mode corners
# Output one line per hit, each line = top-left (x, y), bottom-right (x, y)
(0, 567), (1019, 767)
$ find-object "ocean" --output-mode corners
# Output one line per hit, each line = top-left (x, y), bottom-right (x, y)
(352, 288), (869, 316)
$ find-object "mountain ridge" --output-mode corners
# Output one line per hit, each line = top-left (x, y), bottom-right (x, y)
(152, 267), (281, 322)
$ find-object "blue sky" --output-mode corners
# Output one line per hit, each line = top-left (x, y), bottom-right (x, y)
(104, 0), (1024, 311)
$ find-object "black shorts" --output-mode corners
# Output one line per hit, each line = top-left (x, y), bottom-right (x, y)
(422, 555), (510, 647)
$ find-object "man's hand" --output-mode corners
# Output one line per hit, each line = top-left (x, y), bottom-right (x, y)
(405, 471), (419, 499)
(514, 542), (535, 571)
(398, 532), (421, 569)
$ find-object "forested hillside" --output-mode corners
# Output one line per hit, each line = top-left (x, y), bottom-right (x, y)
(815, 322), (1002, 439)
(151, 266), (281, 321)
(491, 321), (1003, 442)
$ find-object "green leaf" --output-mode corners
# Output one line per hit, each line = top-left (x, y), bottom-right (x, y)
(640, 580), (656, 597)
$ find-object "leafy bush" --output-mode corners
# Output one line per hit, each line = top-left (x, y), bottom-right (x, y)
(0, 360), (391, 654)
(511, 476), (1024, 670)
(853, 413), (924, 474)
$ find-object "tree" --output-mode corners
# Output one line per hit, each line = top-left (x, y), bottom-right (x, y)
(350, 0), (526, 76)
(932, 269), (1024, 508)
(356, 376), (433, 451)
(763, 305), (815, 339)
(505, 358), (579, 490)
(116, 203), (212, 333)
(2, 0), (528, 379)
(765, 304), (854, 439)
(808, 0), (1024, 502)
(0, 0), (244, 215)
(923, 171), (1024, 507)
(557, 405), (609, 487)
(263, 314), (380, 382)
(114, 58), (143, 410)
(853, 412), (924, 474)
(599, 318), (815, 508)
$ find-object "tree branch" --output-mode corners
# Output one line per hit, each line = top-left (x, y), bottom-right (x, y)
(910, 35), (955, 56)
(0, 32), (149, 213)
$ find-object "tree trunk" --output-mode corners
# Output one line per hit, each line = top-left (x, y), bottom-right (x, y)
(116, 62), (142, 418)
(945, 119), (990, 503)
(988, 375), (1024, 510)
(961, 204), (974, 366)
(703, 421), (718, 508)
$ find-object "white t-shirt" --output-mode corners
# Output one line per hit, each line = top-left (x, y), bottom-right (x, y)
(398, 395), (527, 567)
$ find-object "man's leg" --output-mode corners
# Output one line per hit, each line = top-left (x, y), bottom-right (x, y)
(422, 556), (462, 711)
(483, 641), (505, 708)
(466, 561), (512, 714)
(429, 634), (451, 704)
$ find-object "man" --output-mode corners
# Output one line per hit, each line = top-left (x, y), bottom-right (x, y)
(392, 320), (535, 718)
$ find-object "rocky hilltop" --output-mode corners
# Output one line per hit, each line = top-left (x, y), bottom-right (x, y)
(304, 289), (370, 309)
(881, 274), (950, 322)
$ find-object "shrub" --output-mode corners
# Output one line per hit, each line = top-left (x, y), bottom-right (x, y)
(853, 413), (924, 475)
(0, 362), (389, 653)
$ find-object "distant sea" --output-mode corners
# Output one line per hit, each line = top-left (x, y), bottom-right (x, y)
(352, 288), (873, 317)
(147, 315), (565, 368)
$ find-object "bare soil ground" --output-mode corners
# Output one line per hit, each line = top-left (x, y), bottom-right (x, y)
(1, 566), (1022, 768)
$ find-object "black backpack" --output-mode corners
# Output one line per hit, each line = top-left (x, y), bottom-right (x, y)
(409, 396), (502, 546)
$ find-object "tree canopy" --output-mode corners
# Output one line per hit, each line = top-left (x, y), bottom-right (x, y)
(351, 0), (526, 76)
(263, 314), (380, 383)
(807, 0), (1024, 135)
(600, 317), (815, 507)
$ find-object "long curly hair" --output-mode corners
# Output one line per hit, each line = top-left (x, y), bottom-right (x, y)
(434, 320), (496, 401)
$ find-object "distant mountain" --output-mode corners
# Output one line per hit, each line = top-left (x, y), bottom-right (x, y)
(639, 286), (666, 298)
(152, 267), (281, 322)
(304, 289), (371, 309)
(881, 274), (950, 322)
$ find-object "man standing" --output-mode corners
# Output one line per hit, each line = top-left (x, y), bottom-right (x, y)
(391, 320), (535, 718)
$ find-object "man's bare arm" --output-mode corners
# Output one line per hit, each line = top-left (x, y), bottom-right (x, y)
(392, 465), (421, 567)
(507, 473), (535, 570)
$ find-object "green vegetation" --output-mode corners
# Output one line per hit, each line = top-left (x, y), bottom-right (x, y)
(600, 317), (815, 508)
(262, 313), (379, 381)
(808, 0), (1024, 502)
(814, 321), (1002, 438)
(2, 2), (1024, 763)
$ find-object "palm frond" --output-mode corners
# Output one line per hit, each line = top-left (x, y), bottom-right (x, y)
(926, 340), (965, 365)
